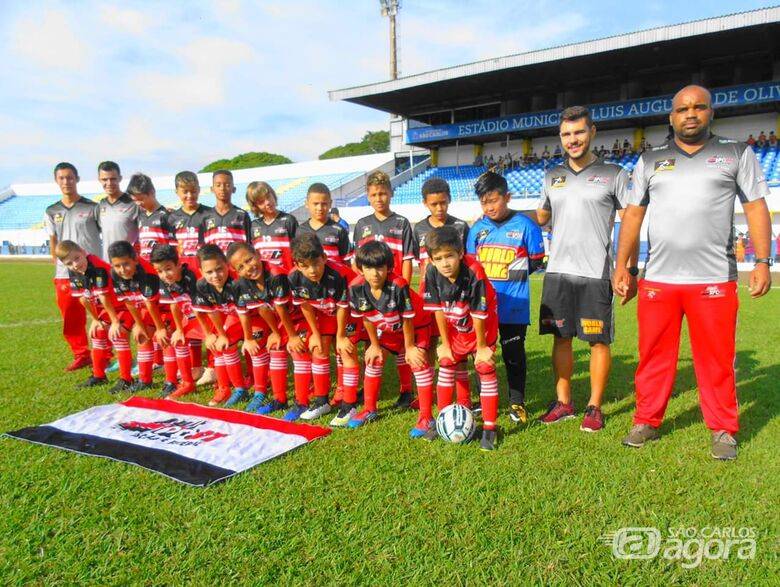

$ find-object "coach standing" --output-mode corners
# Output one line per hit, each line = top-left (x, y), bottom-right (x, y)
(97, 161), (139, 259)
(44, 163), (102, 371)
(613, 85), (772, 461)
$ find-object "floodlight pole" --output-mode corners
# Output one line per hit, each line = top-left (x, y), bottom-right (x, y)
(379, 0), (400, 80)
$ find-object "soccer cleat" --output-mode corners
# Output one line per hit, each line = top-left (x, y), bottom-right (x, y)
(224, 388), (250, 407)
(131, 381), (155, 393)
(580, 405), (604, 432)
(423, 421), (439, 441)
(329, 386), (344, 407)
(195, 367), (217, 387)
(300, 400), (332, 421)
(109, 378), (135, 395)
(208, 386), (232, 406)
(104, 360), (120, 374)
(711, 431), (737, 461)
(539, 400), (576, 424)
(256, 399), (288, 415)
(622, 424), (660, 448)
(64, 355), (92, 372)
(409, 398), (420, 410)
(245, 392), (267, 412)
(153, 363), (164, 372)
(471, 403), (482, 416)
(160, 381), (178, 398)
(509, 403), (529, 425)
(410, 416), (434, 439)
(347, 409), (379, 429)
(330, 405), (358, 427)
(394, 391), (414, 409)
(76, 375), (108, 388)
(168, 381), (196, 399)
(480, 428), (498, 451)
(282, 402), (308, 421)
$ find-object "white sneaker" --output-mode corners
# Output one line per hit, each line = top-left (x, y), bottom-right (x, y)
(196, 367), (217, 387)
(300, 402), (332, 421)
(329, 406), (357, 427)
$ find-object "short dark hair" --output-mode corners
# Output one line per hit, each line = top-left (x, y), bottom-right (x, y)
(559, 105), (592, 128)
(212, 169), (233, 181)
(425, 226), (463, 256)
(330, 207), (340, 216)
(421, 177), (451, 201)
(53, 162), (79, 178)
(98, 161), (121, 175)
(226, 241), (255, 261)
(108, 240), (137, 260)
(149, 243), (179, 265)
(197, 244), (227, 266)
(291, 233), (325, 263)
(307, 182), (331, 198)
(126, 173), (155, 195)
(474, 171), (508, 198)
(355, 240), (394, 270)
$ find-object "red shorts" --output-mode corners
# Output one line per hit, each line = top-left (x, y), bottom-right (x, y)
(446, 327), (497, 363)
(202, 313), (243, 346)
(314, 312), (363, 341)
(96, 308), (135, 332)
(379, 324), (432, 355)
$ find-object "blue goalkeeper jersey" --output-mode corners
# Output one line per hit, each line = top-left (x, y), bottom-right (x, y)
(466, 210), (545, 324)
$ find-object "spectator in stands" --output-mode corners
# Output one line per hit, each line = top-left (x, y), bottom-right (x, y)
(735, 234), (745, 262)
(541, 146), (550, 160)
(531, 150), (539, 163)
(622, 138), (631, 155)
(775, 232), (780, 262)
(611, 140), (621, 156)
(744, 234), (755, 263)
(330, 208), (350, 232)
(770, 131), (778, 147)
(758, 131), (767, 147)
(747, 134), (756, 147)
(486, 154), (495, 168)
(640, 137), (647, 152)
(474, 152), (483, 166)
(97, 161), (139, 261)
(45, 162), (101, 372)
(553, 144), (562, 158)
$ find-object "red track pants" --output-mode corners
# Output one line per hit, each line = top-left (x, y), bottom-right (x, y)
(634, 280), (739, 434)
(54, 278), (89, 360)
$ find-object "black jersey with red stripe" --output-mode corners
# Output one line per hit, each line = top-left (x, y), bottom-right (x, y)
(68, 254), (117, 306)
(202, 205), (251, 253)
(111, 257), (160, 308)
(414, 215), (469, 266)
(353, 212), (416, 273)
(349, 272), (429, 335)
(423, 254), (498, 340)
(169, 205), (211, 261)
(158, 263), (198, 318)
(234, 263), (291, 314)
(250, 212), (298, 271)
(288, 261), (355, 316)
(138, 206), (175, 260)
(192, 276), (238, 315)
(297, 219), (352, 264)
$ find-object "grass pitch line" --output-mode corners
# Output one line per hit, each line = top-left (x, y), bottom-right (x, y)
(0, 318), (58, 329)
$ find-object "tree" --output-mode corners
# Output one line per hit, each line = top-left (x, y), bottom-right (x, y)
(319, 130), (390, 160)
(200, 152), (292, 172)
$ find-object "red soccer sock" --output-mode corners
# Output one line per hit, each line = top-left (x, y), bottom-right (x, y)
(291, 352), (312, 406)
(455, 368), (472, 408)
(477, 364), (499, 431)
(250, 350), (270, 395)
(90, 330), (109, 379)
(335, 353), (344, 391)
(396, 353), (413, 392)
(189, 340), (203, 369)
(311, 356), (331, 399)
(137, 342), (155, 384)
(175, 343), (194, 383)
(213, 354), (230, 389)
(163, 345), (178, 384)
(269, 350), (289, 403)
(223, 347), (246, 389)
(153, 341), (163, 366)
(112, 335), (133, 381)
(436, 363), (456, 411)
(363, 362), (383, 412)
(342, 365), (360, 405)
(413, 365), (435, 420)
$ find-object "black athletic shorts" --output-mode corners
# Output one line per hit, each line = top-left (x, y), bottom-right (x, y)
(539, 273), (614, 344)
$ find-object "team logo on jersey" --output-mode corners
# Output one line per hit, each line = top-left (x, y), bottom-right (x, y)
(580, 318), (604, 335)
(706, 155), (735, 169)
(654, 159), (675, 172)
(386, 299), (396, 309)
(551, 176), (567, 188)
(586, 176), (610, 185)
(53, 212), (64, 223)
(357, 298), (371, 312)
(505, 230), (523, 240)
(361, 226), (373, 238)
(205, 219), (216, 230)
(477, 245), (524, 281)
(295, 287), (309, 300)
(475, 229), (490, 242)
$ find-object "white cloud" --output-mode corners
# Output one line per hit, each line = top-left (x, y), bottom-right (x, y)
(98, 6), (150, 35)
(12, 9), (89, 71)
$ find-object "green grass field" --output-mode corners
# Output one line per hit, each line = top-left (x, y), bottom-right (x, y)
(1, 260), (778, 586)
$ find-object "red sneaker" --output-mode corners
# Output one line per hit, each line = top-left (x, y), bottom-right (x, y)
(64, 355), (92, 372)
(539, 400), (576, 424)
(580, 405), (604, 432)
(169, 381), (196, 400)
(208, 386), (232, 406)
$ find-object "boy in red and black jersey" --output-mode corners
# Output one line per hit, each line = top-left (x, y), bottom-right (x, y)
(56, 240), (126, 389)
(149, 244), (202, 399)
(127, 173), (175, 261)
(297, 183), (352, 265)
(168, 171), (211, 275)
(423, 226), (501, 450)
(246, 181), (298, 271)
(349, 241), (435, 434)
(192, 244), (248, 406)
(287, 233), (361, 424)
(202, 170), (251, 252)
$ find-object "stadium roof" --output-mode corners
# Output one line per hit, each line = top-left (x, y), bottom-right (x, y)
(330, 6), (780, 115)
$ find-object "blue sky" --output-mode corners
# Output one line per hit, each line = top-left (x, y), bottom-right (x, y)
(0, 0), (774, 187)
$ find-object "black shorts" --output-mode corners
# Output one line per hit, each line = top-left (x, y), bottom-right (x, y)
(539, 273), (614, 344)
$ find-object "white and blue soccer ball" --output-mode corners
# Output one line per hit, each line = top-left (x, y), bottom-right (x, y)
(436, 404), (476, 444)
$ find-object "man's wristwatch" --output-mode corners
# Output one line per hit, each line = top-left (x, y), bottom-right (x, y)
(627, 266), (640, 277)
(754, 258), (774, 267)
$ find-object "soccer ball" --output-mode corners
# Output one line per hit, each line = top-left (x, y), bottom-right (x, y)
(436, 404), (476, 444)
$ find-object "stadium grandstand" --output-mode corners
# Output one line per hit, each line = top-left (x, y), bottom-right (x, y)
(331, 6), (780, 261)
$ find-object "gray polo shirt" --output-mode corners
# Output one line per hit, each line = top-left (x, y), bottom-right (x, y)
(98, 193), (139, 260)
(629, 135), (769, 284)
(540, 158), (628, 280)
(44, 197), (102, 278)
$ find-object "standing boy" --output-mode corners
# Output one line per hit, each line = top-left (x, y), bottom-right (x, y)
(297, 183), (353, 265)
(127, 173), (174, 262)
(202, 170), (251, 253)
(246, 181), (298, 271)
